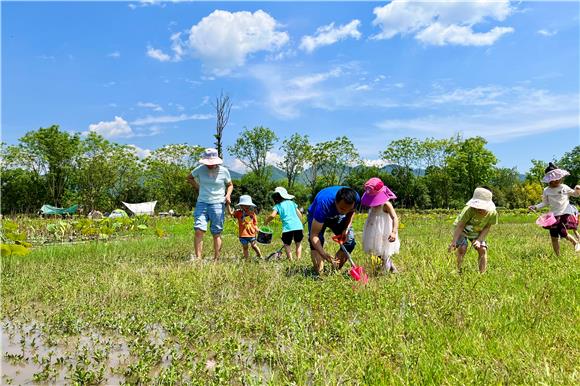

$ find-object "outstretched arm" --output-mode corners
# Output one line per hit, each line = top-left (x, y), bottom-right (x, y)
(449, 222), (466, 251)
(310, 220), (336, 264)
(263, 209), (278, 226)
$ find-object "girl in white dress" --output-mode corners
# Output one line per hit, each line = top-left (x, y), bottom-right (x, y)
(361, 177), (400, 273)
(529, 162), (580, 255)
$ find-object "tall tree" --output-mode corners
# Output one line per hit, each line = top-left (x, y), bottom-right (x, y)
(445, 136), (497, 198)
(15, 125), (81, 206)
(279, 133), (310, 188)
(228, 126), (278, 180)
(317, 136), (360, 186)
(75, 132), (120, 211)
(144, 144), (204, 211)
(489, 167), (521, 208)
(382, 137), (423, 171)
(212, 91), (231, 159)
(381, 137), (423, 207)
(525, 159), (548, 183)
(558, 145), (580, 186)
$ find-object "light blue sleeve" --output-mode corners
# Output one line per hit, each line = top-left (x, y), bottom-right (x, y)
(191, 165), (201, 179)
(223, 167), (232, 184)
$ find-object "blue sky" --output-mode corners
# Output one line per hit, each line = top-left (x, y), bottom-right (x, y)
(2, 0), (579, 173)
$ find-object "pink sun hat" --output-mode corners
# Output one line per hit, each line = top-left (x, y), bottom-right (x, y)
(542, 168), (569, 183)
(199, 148), (223, 166)
(361, 178), (397, 207)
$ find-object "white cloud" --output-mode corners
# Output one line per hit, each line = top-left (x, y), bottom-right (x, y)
(372, 0), (514, 46)
(103, 81), (116, 87)
(250, 62), (388, 118)
(130, 113), (213, 126)
(266, 151), (284, 165)
(290, 67), (343, 89)
(537, 29), (557, 37)
(426, 85), (508, 106)
(137, 101), (164, 112)
(251, 65), (345, 118)
(226, 152), (283, 174)
(362, 159), (388, 168)
(376, 87), (580, 142)
(415, 23), (513, 46)
(169, 32), (185, 61)
(300, 19), (362, 53)
(127, 144), (152, 158)
(108, 51), (121, 58)
(88, 116), (134, 138)
(147, 46), (172, 62)
(150, 10), (289, 74)
(350, 83), (371, 92)
(228, 159), (248, 174)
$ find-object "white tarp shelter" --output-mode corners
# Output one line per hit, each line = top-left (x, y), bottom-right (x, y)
(122, 201), (157, 216)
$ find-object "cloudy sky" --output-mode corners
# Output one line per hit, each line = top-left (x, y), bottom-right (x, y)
(3, 0), (579, 172)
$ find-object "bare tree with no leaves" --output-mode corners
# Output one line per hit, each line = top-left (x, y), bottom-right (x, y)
(212, 91), (231, 159)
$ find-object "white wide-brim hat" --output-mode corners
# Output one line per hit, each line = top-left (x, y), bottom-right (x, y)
(542, 168), (569, 183)
(236, 195), (256, 207)
(274, 186), (295, 200)
(466, 187), (496, 211)
(199, 148), (223, 166)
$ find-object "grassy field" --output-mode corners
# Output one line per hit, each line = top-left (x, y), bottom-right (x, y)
(1, 212), (579, 384)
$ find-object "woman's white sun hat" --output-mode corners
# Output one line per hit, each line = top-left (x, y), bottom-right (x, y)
(199, 148), (223, 166)
(236, 195), (256, 207)
(466, 187), (496, 212)
(274, 186), (295, 200)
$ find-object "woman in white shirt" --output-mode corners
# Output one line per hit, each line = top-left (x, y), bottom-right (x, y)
(529, 162), (580, 255)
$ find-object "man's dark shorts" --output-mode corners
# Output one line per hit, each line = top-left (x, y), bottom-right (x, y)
(308, 215), (356, 253)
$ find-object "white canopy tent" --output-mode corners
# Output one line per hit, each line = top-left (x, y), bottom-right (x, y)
(122, 201), (157, 216)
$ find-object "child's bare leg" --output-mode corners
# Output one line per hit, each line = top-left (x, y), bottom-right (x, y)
(251, 242), (262, 258)
(296, 242), (302, 260)
(550, 237), (560, 256)
(283, 244), (293, 260)
(242, 244), (250, 259)
(476, 246), (487, 273)
(456, 245), (467, 273)
(564, 234), (578, 245)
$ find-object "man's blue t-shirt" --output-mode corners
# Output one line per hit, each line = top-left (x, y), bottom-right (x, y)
(308, 186), (360, 224)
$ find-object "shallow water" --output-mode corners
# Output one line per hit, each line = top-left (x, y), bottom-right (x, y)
(1, 319), (131, 385)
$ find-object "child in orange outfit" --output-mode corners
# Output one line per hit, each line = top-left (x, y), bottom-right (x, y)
(227, 195), (262, 259)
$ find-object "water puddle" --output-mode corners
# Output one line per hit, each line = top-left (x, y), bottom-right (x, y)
(1, 319), (132, 385)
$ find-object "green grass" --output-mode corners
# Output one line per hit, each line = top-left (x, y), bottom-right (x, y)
(2, 214), (579, 384)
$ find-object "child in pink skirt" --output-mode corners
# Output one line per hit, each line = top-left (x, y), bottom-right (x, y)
(361, 178), (400, 273)
(529, 162), (580, 255)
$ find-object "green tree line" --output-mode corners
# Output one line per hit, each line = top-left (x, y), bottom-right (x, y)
(1, 124), (578, 214)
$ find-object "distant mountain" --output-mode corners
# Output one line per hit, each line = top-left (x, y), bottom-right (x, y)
(228, 163), (429, 183)
(227, 165), (287, 181)
(229, 169), (244, 180)
(269, 166), (287, 181)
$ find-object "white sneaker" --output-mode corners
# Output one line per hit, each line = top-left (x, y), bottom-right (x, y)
(575, 243), (580, 252)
